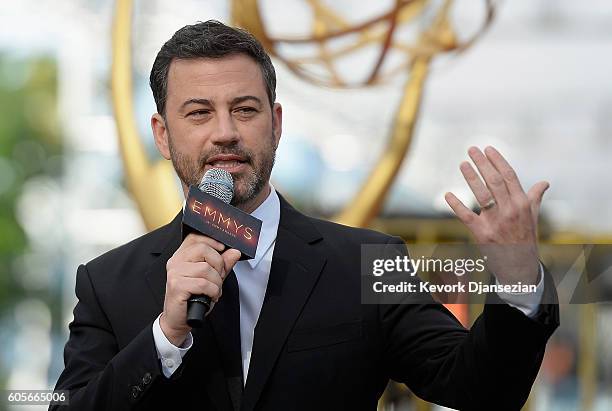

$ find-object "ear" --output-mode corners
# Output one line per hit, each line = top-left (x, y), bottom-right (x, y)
(151, 113), (171, 160)
(271, 102), (282, 148)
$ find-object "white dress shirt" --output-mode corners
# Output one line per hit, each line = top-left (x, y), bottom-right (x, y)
(152, 188), (544, 379)
(233, 187), (280, 381)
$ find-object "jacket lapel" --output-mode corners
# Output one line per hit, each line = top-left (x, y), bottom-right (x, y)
(145, 211), (183, 310)
(241, 196), (326, 411)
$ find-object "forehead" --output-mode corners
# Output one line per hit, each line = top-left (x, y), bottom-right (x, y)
(166, 54), (266, 104)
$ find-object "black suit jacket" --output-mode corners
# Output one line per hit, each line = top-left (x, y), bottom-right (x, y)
(52, 194), (559, 411)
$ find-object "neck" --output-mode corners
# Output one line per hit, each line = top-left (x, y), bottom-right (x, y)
(237, 184), (271, 214)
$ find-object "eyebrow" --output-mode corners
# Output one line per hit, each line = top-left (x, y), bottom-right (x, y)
(180, 98), (212, 110)
(180, 95), (263, 110)
(230, 95), (263, 107)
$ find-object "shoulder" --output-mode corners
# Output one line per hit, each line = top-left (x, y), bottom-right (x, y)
(308, 215), (400, 246)
(278, 193), (402, 247)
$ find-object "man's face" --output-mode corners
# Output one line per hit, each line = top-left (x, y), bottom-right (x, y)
(152, 54), (282, 212)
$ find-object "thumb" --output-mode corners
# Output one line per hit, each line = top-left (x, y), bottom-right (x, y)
(527, 181), (549, 225)
(222, 249), (242, 275)
(527, 181), (549, 207)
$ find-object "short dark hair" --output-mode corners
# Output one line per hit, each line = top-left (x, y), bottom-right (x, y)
(149, 20), (276, 115)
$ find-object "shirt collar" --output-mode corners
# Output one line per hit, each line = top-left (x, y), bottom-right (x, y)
(246, 184), (280, 269)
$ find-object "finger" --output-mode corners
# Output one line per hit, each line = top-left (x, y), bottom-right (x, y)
(169, 262), (223, 288)
(222, 249), (242, 276)
(181, 233), (225, 253)
(459, 161), (494, 208)
(468, 147), (511, 206)
(181, 277), (223, 302)
(483, 146), (525, 198)
(180, 242), (224, 274)
(445, 192), (478, 228)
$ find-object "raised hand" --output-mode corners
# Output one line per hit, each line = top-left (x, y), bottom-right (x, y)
(444, 146), (549, 286)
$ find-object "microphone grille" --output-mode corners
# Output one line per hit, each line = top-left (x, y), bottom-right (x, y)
(199, 168), (234, 204)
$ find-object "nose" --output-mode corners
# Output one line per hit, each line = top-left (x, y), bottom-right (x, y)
(210, 110), (240, 145)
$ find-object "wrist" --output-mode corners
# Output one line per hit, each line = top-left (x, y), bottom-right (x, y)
(159, 313), (189, 347)
(524, 262), (541, 286)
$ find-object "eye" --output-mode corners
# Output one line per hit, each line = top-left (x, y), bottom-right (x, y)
(234, 107), (258, 116)
(188, 109), (211, 118)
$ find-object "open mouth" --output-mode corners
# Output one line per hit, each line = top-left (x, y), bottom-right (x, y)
(205, 154), (248, 172)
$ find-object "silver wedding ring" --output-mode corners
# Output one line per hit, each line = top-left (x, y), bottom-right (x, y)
(481, 199), (496, 211)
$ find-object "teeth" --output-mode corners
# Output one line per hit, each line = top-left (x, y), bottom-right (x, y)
(211, 161), (241, 168)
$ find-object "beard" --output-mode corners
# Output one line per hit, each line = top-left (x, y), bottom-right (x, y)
(168, 132), (276, 208)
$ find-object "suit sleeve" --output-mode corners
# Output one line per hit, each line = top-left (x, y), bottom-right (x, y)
(379, 237), (559, 411)
(50, 264), (184, 410)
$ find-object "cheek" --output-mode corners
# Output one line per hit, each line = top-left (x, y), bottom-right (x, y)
(238, 120), (273, 146)
(176, 127), (210, 151)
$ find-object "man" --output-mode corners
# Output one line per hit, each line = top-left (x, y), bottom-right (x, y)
(52, 20), (558, 411)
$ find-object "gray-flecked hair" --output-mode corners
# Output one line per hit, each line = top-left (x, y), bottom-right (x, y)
(149, 20), (276, 116)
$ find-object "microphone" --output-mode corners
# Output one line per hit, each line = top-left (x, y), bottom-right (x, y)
(186, 168), (233, 327)
(198, 167), (234, 204)
(184, 168), (262, 327)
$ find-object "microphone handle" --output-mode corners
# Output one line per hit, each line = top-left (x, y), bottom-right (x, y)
(187, 294), (211, 328)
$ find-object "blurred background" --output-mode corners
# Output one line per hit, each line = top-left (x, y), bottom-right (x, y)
(0, 0), (611, 410)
